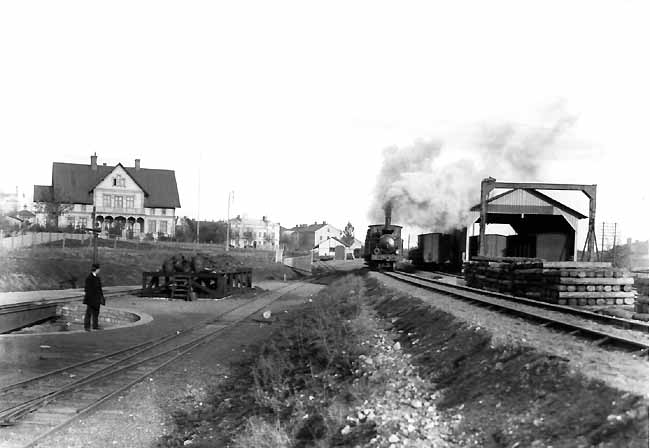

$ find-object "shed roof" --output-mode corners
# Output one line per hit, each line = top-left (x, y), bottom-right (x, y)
(35, 162), (180, 208)
(470, 188), (587, 219)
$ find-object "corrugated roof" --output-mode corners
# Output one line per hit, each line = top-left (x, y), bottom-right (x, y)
(470, 188), (586, 219)
(36, 162), (180, 208)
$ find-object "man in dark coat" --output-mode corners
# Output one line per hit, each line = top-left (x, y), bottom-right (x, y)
(83, 263), (105, 331)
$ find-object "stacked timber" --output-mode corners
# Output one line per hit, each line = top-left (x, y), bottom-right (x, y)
(464, 257), (544, 298)
(632, 272), (649, 320)
(541, 262), (635, 306)
(464, 258), (639, 307)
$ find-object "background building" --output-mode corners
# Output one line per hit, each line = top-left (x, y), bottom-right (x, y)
(228, 215), (280, 249)
(281, 222), (343, 252)
(33, 154), (180, 239)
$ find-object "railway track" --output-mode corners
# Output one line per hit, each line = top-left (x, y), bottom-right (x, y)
(0, 282), (304, 448)
(385, 271), (649, 352)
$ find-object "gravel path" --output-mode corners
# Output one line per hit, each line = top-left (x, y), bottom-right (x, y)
(373, 273), (649, 396)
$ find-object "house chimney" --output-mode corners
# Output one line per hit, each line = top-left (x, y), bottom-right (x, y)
(91, 153), (98, 171)
(135, 159), (141, 170)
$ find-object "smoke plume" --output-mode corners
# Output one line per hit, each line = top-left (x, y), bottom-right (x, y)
(370, 105), (576, 232)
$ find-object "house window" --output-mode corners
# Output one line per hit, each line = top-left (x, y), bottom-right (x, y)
(79, 217), (87, 229)
(161, 208), (166, 215)
(113, 175), (126, 187)
(67, 216), (75, 227)
(114, 196), (123, 208)
(148, 220), (157, 233)
(160, 221), (167, 234)
(126, 196), (134, 209)
(103, 194), (111, 208)
(80, 204), (87, 212)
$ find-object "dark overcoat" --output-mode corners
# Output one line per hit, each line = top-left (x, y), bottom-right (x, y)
(83, 273), (105, 308)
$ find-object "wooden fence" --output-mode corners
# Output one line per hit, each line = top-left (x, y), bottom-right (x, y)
(282, 254), (313, 273)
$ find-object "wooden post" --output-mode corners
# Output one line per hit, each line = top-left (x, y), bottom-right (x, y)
(479, 177), (495, 257)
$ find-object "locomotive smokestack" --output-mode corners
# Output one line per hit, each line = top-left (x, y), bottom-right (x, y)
(384, 201), (392, 227)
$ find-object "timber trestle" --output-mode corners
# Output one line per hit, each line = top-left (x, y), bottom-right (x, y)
(141, 269), (253, 301)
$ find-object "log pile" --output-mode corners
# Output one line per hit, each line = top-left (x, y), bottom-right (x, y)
(464, 258), (638, 306)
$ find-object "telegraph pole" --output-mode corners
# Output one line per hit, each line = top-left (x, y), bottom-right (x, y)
(196, 153), (201, 245)
(91, 206), (99, 264)
(226, 191), (234, 251)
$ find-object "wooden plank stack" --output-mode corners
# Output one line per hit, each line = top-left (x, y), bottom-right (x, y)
(464, 258), (638, 307)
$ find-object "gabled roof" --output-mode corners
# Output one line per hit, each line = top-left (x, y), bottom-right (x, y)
(91, 163), (150, 197)
(8, 209), (35, 222)
(290, 223), (328, 232)
(470, 188), (587, 219)
(36, 162), (180, 208)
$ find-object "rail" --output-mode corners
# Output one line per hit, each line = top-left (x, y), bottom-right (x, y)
(384, 271), (649, 352)
(0, 282), (304, 447)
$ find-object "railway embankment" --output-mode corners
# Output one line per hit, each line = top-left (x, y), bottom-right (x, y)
(368, 275), (648, 447)
(0, 243), (298, 292)
(154, 272), (647, 447)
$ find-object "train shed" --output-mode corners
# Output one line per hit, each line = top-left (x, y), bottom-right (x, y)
(466, 188), (587, 261)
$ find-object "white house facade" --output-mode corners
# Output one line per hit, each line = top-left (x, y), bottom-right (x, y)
(34, 154), (180, 238)
(228, 215), (280, 249)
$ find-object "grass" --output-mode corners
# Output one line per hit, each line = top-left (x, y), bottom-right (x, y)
(157, 274), (377, 448)
(0, 242), (298, 292)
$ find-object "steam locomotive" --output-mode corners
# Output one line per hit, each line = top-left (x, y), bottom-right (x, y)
(363, 210), (403, 271)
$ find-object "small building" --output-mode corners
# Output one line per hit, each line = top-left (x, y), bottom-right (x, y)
(33, 154), (180, 238)
(467, 188), (586, 261)
(314, 236), (363, 258)
(282, 221), (343, 252)
(229, 215), (280, 249)
(7, 208), (36, 228)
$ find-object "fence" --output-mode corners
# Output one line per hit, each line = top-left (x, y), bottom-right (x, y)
(0, 232), (89, 251)
(0, 231), (279, 261)
(282, 254), (313, 273)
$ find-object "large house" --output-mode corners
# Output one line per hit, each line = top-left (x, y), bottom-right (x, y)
(282, 222), (344, 252)
(228, 215), (280, 249)
(33, 154), (180, 238)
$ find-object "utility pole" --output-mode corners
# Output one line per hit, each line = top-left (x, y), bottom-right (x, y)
(196, 153), (201, 245)
(226, 191), (234, 251)
(90, 206), (98, 264)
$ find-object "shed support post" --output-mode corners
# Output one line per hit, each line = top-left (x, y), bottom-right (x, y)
(478, 177), (496, 257)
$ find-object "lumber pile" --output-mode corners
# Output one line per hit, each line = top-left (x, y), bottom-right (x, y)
(464, 258), (638, 306)
(632, 273), (649, 320)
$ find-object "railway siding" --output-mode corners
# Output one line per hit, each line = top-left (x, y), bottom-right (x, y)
(372, 272), (648, 397)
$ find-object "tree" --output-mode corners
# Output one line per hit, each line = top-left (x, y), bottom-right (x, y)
(341, 221), (355, 246)
(34, 198), (72, 230)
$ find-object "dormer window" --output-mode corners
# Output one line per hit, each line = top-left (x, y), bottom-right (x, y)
(113, 175), (126, 187)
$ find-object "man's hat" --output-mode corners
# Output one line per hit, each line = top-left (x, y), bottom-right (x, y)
(91, 263), (101, 271)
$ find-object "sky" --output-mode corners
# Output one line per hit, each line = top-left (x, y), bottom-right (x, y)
(0, 1), (648, 248)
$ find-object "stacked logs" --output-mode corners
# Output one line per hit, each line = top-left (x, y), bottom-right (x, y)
(464, 258), (638, 306)
(542, 262), (635, 306)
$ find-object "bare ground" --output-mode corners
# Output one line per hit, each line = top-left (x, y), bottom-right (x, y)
(23, 270), (650, 447)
